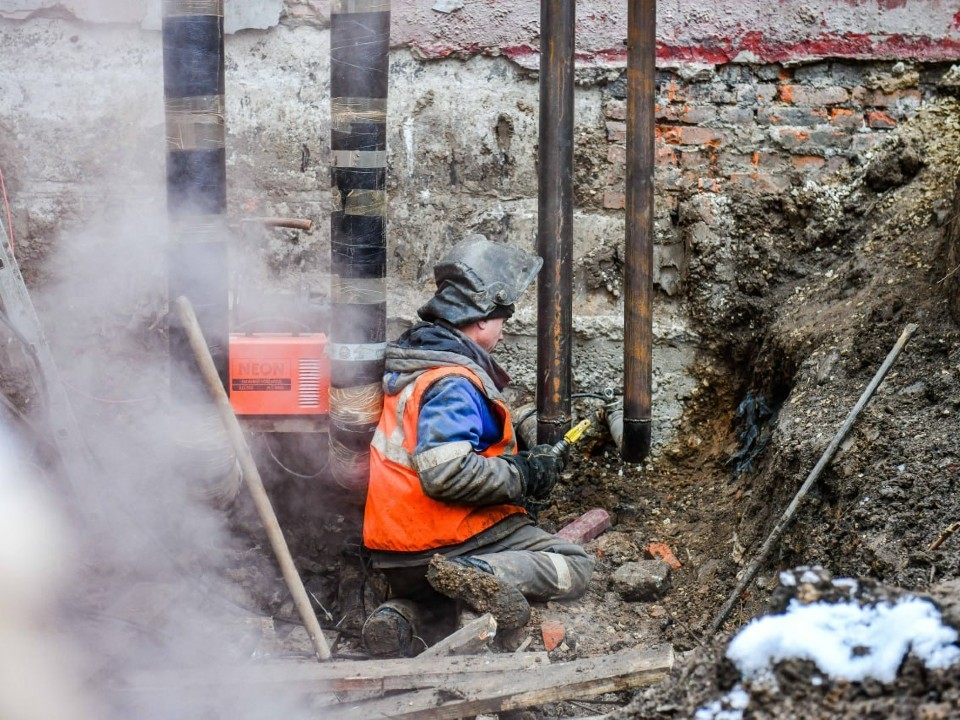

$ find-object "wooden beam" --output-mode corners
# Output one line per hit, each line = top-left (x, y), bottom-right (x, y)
(420, 613), (497, 658)
(326, 645), (674, 720)
(116, 652), (550, 696)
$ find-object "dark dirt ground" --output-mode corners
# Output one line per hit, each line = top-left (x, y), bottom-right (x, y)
(2, 94), (960, 720)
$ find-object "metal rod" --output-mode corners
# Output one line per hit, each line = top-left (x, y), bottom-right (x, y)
(242, 217), (314, 232)
(162, 0), (230, 397)
(328, 1), (391, 496)
(536, 0), (575, 446)
(175, 296), (332, 662)
(708, 323), (919, 636)
(622, 0), (656, 463)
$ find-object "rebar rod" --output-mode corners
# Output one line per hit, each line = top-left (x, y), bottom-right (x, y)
(162, 0), (230, 397)
(175, 296), (332, 661)
(536, 0), (575, 446)
(327, 1), (391, 496)
(708, 323), (919, 636)
(622, 0), (656, 463)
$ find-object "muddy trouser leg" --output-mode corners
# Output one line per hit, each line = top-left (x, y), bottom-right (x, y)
(468, 524), (595, 601)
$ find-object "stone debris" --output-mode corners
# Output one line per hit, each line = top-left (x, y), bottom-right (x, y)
(612, 559), (673, 601)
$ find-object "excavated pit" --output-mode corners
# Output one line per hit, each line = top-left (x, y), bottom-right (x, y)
(1, 84), (959, 720)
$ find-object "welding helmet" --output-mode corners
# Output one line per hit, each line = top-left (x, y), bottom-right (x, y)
(418, 234), (544, 327)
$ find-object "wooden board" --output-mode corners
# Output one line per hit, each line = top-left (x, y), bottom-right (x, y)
(117, 651), (551, 696)
(325, 645), (674, 720)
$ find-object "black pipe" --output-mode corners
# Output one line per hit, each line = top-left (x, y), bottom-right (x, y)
(536, 0), (575, 446)
(162, 0), (229, 398)
(622, 0), (656, 462)
(329, 0), (391, 495)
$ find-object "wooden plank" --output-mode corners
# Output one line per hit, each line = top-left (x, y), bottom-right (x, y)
(325, 645), (674, 720)
(117, 652), (551, 696)
(420, 613), (497, 658)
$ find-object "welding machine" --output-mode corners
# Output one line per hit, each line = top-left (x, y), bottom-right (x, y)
(228, 333), (330, 416)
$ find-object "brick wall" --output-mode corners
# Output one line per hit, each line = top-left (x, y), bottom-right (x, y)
(592, 60), (955, 297)
(601, 61), (952, 211)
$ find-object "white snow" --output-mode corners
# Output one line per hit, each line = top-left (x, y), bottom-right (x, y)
(727, 597), (960, 683)
(695, 685), (750, 720)
(696, 595), (960, 719)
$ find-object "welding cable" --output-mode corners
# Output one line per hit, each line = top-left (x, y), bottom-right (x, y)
(60, 378), (159, 405)
(259, 433), (329, 479)
(515, 390), (620, 428)
(0, 306), (48, 407)
(0, 165), (15, 255)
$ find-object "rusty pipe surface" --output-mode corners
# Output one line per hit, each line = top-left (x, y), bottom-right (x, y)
(328, 0), (391, 496)
(536, 0), (575, 446)
(622, 0), (656, 463)
(162, 0), (229, 398)
(175, 296), (332, 662)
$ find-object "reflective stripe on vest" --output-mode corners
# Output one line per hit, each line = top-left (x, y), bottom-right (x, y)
(362, 365), (525, 552)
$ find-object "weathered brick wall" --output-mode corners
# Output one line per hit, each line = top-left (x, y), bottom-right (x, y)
(593, 60), (955, 299)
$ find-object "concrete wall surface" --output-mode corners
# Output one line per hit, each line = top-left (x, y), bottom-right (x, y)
(2, 0), (958, 64)
(0, 5), (956, 451)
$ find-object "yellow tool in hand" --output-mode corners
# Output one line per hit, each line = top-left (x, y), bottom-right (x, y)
(552, 419), (592, 456)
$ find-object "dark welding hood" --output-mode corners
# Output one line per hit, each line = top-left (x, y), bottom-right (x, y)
(418, 234), (543, 327)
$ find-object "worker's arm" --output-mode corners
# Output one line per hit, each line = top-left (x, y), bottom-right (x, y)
(413, 377), (527, 505)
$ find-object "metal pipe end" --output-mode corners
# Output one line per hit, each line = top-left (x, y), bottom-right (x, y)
(620, 418), (651, 463)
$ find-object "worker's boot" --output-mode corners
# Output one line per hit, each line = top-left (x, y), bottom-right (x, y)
(361, 599), (423, 658)
(426, 556), (531, 630)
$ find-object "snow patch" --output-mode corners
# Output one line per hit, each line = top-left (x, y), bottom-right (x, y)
(727, 598), (960, 683)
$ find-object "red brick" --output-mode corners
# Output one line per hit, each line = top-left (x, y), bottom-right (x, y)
(729, 172), (791, 193)
(660, 125), (682, 144)
(606, 121), (626, 142)
(541, 621), (566, 651)
(828, 108), (863, 129)
(679, 126), (721, 146)
(866, 110), (897, 129)
(607, 145), (626, 164)
(775, 127), (811, 150)
(720, 106), (754, 125)
(656, 104), (684, 123)
(656, 145), (678, 167)
(696, 177), (722, 193)
(791, 85), (850, 106)
(680, 148), (710, 170)
(602, 191), (625, 210)
(862, 88), (921, 108)
(605, 99), (626, 120)
(792, 155), (826, 172)
(664, 81), (685, 102)
(555, 508), (612, 544)
(681, 104), (718, 125)
(646, 542), (682, 570)
(778, 84), (795, 103)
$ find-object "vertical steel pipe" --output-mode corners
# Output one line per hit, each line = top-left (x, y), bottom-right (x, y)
(536, 0), (575, 446)
(162, 0), (229, 398)
(328, 0), (390, 496)
(622, 0), (656, 462)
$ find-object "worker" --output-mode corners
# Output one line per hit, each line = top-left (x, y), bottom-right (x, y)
(360, 234), (595, 657)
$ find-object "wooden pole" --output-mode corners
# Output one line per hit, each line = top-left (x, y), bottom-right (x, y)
(174, 296), (332, 661)
(708, 323), (919, 636)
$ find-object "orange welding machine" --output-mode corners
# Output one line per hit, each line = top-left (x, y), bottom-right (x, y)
(228, 333), (330, 416)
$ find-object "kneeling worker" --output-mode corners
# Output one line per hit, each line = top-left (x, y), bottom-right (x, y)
(361, 235), (595, 656)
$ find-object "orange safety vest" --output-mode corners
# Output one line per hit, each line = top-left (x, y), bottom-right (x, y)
(363, 365), (526, 552)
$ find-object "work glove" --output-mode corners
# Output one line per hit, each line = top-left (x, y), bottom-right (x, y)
(509, 444), (564, 500)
